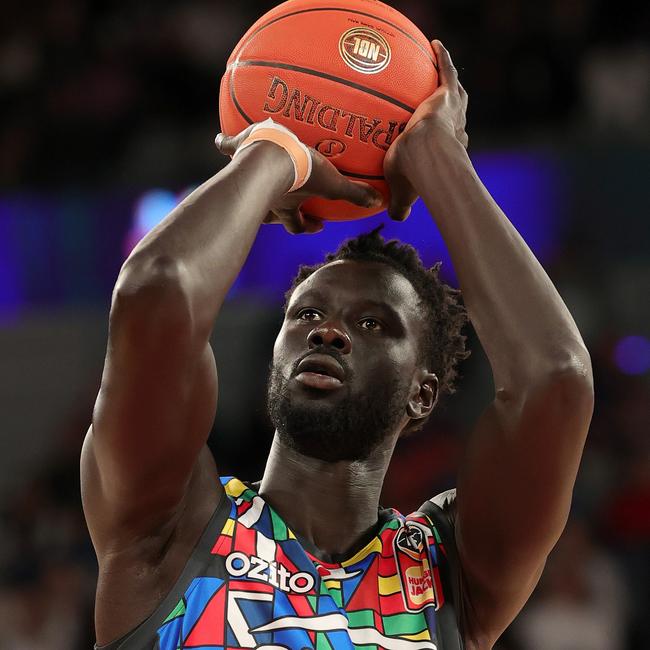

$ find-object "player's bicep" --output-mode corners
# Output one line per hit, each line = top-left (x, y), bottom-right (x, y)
(85, 277), (219, 535)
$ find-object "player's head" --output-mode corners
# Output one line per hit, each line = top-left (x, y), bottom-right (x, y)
(267, 227), (468, 463)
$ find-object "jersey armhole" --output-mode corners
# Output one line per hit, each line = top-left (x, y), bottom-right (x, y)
(95, 489), (233, 650)
(417, 490), (465, 650)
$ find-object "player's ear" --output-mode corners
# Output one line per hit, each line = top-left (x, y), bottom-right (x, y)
(406, 371), (439, 420)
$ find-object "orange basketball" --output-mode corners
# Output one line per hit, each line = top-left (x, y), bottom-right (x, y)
(219, 0), (438, 221)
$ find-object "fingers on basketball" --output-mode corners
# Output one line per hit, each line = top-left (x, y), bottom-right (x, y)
(431, 40), (458, 88)
(285, 209), (323, 235)
(388, 187), (416, 222)
(345, 180), (383, 208)
(303, 215), (324, 234)
(311, 155), (381, 208)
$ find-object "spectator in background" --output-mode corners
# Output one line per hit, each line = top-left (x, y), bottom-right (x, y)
(0, 559), (91, 650)
(0, 453), (97, 650)
(601, 454), (650, 648)
(513, 521), (628, 650)
(581, 44), (650, 140)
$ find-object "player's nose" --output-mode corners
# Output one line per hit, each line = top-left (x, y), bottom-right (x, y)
(307, 322), (352, 354)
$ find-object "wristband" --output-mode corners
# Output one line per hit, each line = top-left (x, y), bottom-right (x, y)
(232, 118), (312, 192)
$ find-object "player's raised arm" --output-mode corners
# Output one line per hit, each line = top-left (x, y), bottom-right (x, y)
(384, 42), (594, 646)
(81, 123), (381, 554)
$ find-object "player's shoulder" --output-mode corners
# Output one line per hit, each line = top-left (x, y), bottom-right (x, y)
(414, 489), (460, 570)
(408, 488), (459, 552)
(428, 488), (458, 514)
(416, 487), (458, 529)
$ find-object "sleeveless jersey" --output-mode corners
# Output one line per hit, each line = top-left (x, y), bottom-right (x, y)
(98, 477), (464, 649)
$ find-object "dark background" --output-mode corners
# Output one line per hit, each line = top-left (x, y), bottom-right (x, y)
(0, 1), (649, 648)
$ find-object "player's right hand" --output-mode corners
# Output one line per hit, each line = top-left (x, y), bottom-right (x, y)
(215, 124), (382, 234)
(383, 40), (469, 222)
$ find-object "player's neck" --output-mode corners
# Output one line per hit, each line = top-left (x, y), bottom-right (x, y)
(258, 435), (395, 557)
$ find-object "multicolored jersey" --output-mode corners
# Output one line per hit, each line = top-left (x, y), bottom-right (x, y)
(98, 477), (464, 649)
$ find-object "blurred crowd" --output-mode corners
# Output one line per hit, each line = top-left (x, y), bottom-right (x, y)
(1, 0), (649, 188)
(1, 0), (649, 649)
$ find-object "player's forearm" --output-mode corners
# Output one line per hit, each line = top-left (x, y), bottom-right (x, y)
(407, 134), (591, 390)
(117, 143), (293, 335)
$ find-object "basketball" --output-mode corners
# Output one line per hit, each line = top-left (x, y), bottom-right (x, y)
(219, 0), (439, 221)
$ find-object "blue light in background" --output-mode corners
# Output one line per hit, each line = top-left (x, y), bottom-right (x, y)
(235, 207), (446, 303)
(134, 190), (178, 233)
(125, 189), (186, 256)
(614, 336), (650, 375)
(472, 151), (563, 263)
(0, 200), (22, 323)
(232, 150), (564, 301)
(123, 153), (563, 294)
(0, 149), (567, 322)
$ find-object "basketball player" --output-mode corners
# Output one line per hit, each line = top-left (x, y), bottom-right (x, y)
(82, 42), (594, 649)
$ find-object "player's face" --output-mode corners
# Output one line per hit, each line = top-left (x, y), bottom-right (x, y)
(267, 260), (424, 462)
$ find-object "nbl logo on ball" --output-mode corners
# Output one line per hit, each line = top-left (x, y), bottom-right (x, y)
(339, 27), (391, 74)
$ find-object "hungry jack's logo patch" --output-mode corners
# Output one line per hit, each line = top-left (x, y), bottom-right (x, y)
(394, 521), (441, 611)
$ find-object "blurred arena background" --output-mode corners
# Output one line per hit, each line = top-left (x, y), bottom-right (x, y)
(1, 1), (649, 648)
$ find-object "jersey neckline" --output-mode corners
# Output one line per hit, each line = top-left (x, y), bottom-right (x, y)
(240, 478), (403, 566)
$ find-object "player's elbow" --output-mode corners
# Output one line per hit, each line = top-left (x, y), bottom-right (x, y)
(528, 351), (595, 432)
(110, 254), (196, 342)
(546, 349), (594, 414)
(113, 254), (190, 311)
(500, 349), (595, 433)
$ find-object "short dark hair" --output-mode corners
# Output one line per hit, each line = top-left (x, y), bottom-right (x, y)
(285, 226), (470, 405)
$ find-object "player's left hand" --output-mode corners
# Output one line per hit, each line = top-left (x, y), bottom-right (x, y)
(383, 40), (469, 221)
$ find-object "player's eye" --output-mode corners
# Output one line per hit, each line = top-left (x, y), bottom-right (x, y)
(297, 308), (322, 322)
(359, 317), (383, 331)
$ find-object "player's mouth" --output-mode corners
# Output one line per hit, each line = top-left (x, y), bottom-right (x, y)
(294, 353), (345, 390)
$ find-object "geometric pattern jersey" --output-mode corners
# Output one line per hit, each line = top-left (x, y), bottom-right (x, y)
(97, 477), (462, 650)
